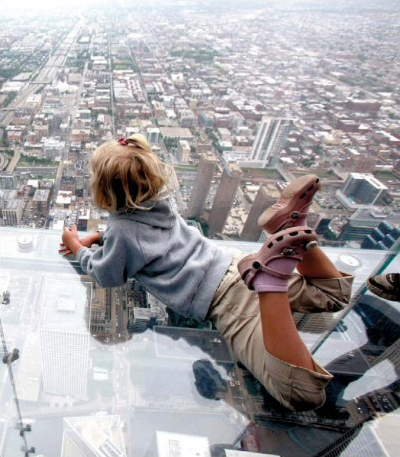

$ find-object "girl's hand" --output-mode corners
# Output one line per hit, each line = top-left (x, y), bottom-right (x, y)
(60, 229), (101, 256)
(59, 224), (84, 256)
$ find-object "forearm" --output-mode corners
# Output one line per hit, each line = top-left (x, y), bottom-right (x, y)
(68, 238), (85, 256)
(81, 231), (101, 246)
(61, 225), (100, 257)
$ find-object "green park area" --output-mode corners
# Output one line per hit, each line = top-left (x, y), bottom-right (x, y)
(373, 170), (399, 181)
(173, 164), (198, 172)
(241, 167), (281, 179)
(18, 155), (54, 166)
(294, 168), (337, 179)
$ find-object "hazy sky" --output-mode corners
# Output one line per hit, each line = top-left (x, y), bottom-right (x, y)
(1, 0), (396, 11)
(1, 0), (121, 9)
(2, 0), (97, 6)
(0, 0), (347, 7)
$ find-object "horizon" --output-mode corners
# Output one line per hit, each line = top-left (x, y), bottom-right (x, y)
(1, 0), (398, 10)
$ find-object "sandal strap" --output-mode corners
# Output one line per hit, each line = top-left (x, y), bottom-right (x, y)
(259, 253), (303, 279)
(238, 226), (318, 289)
(260, 264), (293, 280)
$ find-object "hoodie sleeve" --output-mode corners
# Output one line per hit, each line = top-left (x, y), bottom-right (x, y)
(77, 225), (144, 288)
(97, 230), (104, 246)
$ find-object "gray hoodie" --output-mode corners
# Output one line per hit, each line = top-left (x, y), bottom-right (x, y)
(77, 196), (234, 321)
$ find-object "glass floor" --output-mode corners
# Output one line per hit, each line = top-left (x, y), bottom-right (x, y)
(0, 228), (399, 457)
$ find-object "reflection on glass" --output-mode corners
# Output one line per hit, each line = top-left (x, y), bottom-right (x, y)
(0, 228), (399, 456)
(1, 230), (252, 456)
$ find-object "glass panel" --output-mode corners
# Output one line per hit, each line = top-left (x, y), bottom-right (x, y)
(1, 229), (399, 456)
(0, 230), (250, 457)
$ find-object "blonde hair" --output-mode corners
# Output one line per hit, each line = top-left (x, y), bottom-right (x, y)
(90, 134), (167, 211)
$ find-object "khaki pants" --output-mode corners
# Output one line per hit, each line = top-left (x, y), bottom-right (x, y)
(207, 254), (354, 411)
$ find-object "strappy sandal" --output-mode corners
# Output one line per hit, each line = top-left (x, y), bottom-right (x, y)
(258, 174), (321, 233)
(238, 226), (318, 290)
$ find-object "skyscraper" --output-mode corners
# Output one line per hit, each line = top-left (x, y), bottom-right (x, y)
(176, 139), (191, 163)
(208, 162), (242, 234)
(340, 173), (388, 205)
(146, 127), (161, 144)
(250, 117), (293, 168)
(240, 185), (276, 241)
(61, 415), (127, 457)
(39, 279), (91, 400)
(186, 153), (217, 218)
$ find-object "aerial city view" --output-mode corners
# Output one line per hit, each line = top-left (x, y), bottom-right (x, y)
(0, 0), (399, 456)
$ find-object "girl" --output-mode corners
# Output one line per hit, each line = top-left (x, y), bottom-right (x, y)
(60, 134), (353, 411)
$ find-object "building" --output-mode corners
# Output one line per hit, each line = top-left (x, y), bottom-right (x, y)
(32, 188), (51, 216)
(6, 125), (25, 143)
(43, 138), (64, 160)
(341, 148), (377, 173)
(249, 117), (293, 168)
(0, 173), (17, 190)
(71, 129), (91, 144)
(179, 109), (196, 128)
(186, 153), (217, 218)
(75, 174), (85, 197)
(339, 173), (388, 207)
(240, 186), (276, 241)
(0, 189), (23, 226)
(208, 162), (242, 234)
(61, 415), (127, 457)
(347, 99), (382, 113)
(146, 127), (161, 144)
(375, 338), (400, 373)
(2, 199), (24, 226)
(77, 207), (90, 231)
(336, 119), (361, 132)
(39, 278), (91, 399)
(159, 127), (193, 149)
(151, 431), (210, 457)
(89, 283), (112, 336)
(316, 423), (391, 457)
(55, 190), (73, 208)
(338, 207), (388, 242)
(361, 221), (400, 250)
(176, 139), (191, 163)
(129, 306), (167, 333)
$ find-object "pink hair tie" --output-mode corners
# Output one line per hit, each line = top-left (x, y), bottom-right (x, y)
(117, 137), (129, 145)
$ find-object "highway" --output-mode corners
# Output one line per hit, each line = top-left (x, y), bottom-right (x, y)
(0, 21), (83, 189)
(5, 149), (20, 172)
(0, 23), (83, 128)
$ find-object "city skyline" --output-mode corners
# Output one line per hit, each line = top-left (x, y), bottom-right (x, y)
(1, 0), (398, 14)
(0, 1), (399, 454)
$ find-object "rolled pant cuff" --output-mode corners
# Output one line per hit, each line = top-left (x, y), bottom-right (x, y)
(264, 350), (333, 411)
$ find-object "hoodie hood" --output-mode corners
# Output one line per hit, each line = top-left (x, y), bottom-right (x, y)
(111, 194), (177, 229)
